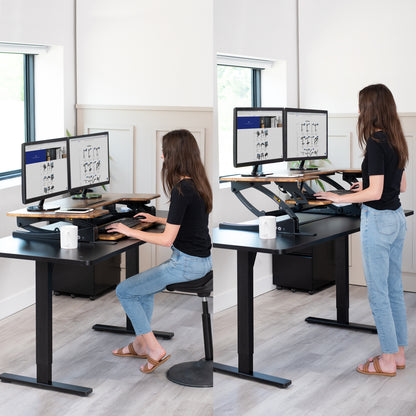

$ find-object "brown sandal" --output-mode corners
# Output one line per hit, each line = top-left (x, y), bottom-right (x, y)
(357, 356), (396, 377)
(140, 354), (171, 374)
(112, 342), (147, 359)
(367, 355), (405, 370)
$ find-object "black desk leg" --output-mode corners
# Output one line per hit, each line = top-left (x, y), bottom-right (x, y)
(214, 251), (291, 389)
(92, 246), (174, 340)
(305, 236), (377, 334)
(0, 261), (92, 396)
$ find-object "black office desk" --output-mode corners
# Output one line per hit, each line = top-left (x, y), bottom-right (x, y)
(0, 236), (146, 396)
(212, 213), (380, 388)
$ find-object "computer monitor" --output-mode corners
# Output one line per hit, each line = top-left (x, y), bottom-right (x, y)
(233, 107), (284, 176)
(68, 132), (110, 199)
(284, 108), (328, 170)
(21, 137), (69, 211)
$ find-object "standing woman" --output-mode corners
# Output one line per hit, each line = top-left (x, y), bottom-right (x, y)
(315, 84), (408, 376)
(106, 129), (212, 373)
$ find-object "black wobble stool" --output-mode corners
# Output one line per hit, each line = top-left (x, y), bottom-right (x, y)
(165, 270), (213, 388)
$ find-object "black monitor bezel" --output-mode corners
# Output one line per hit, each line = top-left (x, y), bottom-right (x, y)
(283, 107), (328, 162)
(21, 136), (70, 205)
(233, 107), (285, 169)
(67, 131), (110, 194)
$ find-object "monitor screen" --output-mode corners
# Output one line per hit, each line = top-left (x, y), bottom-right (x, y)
(234, 107), (284, 174)
(21, 138), (69, 211)
(68, 132), (110, 198)
(284, 108), (328, 162)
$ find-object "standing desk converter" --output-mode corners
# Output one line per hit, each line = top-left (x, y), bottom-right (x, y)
(214, 171), (413, 388)
(0, 193), (169, 396)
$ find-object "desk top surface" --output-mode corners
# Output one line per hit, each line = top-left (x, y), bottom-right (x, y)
(213, 213), (361, 254)
(7, 193), (160, 219)
(0, 222), (164, 265)
(214, 210), (413, 254)
(0, 236), (141, 265)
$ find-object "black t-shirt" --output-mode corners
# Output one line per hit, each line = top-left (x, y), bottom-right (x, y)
(361, 131), (403, 210)
(167, 179), (211, 257)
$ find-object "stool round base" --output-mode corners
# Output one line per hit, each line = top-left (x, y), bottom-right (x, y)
(166, 359), (213, 388)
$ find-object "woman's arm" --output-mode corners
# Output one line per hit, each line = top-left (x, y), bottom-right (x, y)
(314, 175), (384, 204)
(400, 171), (407, 193)
(105, 220), (180, 247)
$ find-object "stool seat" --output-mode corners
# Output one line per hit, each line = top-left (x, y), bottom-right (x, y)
(165, 270), (213, 388)
(166, 270), (213, 297)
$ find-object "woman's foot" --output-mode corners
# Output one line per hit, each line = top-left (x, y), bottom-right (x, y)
(357, 355), (397, 376)
(140, 347), (169, 373)
(367, 349), (405, 369)
(112, 340), (147, 358)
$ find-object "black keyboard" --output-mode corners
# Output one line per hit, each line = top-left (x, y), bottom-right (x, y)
(304, 194), (317, 201)
(98, 217), (143, 234)
(302, 189), (353, 201)
(329, 189), (354, 195)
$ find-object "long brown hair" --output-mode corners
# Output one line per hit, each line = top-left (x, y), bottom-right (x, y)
(357, 84), (408, 169)
(161, 129), (212, 213)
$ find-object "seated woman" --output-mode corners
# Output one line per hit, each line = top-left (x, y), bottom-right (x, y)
(106, 129), (212, 373)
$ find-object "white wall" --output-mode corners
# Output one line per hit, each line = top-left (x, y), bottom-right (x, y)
(75, 0), (215, 279)
(213, 0), (416, 311)
(0, 0), (76, 134)
(213, 0), (299, 312)
(76, 0), (213, 107)
(3, 0), (416, 319)
(0, 0), (76, 319)
(298, 0), (416, 292)
(298, 0), (416, 113)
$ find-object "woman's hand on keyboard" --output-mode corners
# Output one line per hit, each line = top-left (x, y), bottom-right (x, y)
(134, 212), (167, 225)
(314, 191), (342, 203)
(105, 222), (132, 237)
(134, 212), (155, 223)
(350, 181), (362, 192)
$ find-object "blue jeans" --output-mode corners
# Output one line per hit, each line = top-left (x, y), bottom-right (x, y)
(360, 204), (407, 353)
(116, 246), (212, 335)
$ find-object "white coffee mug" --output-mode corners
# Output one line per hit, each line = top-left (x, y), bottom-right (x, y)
(258, 216), (276, 239)
(60, 224), (78, 249)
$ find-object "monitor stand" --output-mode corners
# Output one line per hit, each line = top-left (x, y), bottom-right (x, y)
(27, 199), (59, 212)
(241, 164), (273, 177)
(72, 188), (102, 200)
(289, 160), (319, 171)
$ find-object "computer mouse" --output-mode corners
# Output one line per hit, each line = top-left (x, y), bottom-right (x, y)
(135, 215), (146, 220)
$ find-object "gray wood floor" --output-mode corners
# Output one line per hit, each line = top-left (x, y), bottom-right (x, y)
(213, 285), (416, 416)
(1, 284), (415, 416)
(0, 290), (212, 416)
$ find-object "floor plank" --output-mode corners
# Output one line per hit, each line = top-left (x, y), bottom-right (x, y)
(0, 290), (213, 416)
(213, 285), (416, 416)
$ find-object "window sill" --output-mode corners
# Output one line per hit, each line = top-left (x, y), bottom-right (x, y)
(0, 177), (21, 190)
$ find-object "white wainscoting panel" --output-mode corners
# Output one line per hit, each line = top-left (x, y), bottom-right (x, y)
(85, 125), (134, 193)
(401, 134), (415, 274)
(328, 131), (352, 169)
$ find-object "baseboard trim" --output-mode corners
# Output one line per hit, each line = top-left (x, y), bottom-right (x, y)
(0, 286), (35, 321)
(214, 274), (275, 314)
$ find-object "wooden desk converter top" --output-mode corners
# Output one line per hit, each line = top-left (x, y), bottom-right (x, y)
(284, 199), (332, 206)
(220, 168), (361, 183)
(219, 174), (319, 183)
(7, 193), (160, 219)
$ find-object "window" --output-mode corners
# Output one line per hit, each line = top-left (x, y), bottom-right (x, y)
(0, 52), (35, 179)
(217, 64), (261, 177)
